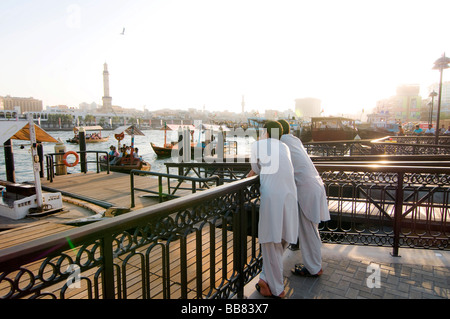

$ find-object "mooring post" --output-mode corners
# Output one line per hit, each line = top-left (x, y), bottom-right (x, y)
(79, 127), (87, 173)
(392, 172), (404, 257)
(3, 139), (15, 183)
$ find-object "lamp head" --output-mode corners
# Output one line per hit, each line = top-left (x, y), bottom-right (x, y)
(433, 53), (450, 70)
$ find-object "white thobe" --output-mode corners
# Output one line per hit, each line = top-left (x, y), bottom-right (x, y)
(280, 134), (330, 274)
(250, 138), (299, 244)
(280, 134), (330, 224)
(250, 138), (299, 296)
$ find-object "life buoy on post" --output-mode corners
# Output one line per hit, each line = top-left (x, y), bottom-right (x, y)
(63, 151), (79, 167)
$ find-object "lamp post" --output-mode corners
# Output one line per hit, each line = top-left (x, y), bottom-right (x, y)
(428, 91), (437, 126)
(432, 53), (450, 145)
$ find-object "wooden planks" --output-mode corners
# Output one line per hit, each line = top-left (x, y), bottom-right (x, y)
(0, 222), (259, 299)
(40, 171), (194, 210)
(0, 221), (74, 250)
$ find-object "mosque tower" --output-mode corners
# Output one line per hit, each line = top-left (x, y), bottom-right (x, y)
(102, 62), (112, 112)
(241, 95), (245, 113)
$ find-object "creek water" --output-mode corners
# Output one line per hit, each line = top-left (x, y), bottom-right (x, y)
(0, 129), (255, 183)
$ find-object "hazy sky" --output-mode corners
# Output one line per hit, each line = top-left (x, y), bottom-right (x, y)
(2, 0), (450, 116)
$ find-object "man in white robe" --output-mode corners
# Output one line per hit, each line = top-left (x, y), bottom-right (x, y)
(248, 121), (298, 298)
(279, 120), (330, 277)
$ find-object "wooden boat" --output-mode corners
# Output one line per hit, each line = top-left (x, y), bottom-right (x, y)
(67, 126), (109, 144)
(150, 124), (197, 158)
(151, 142), (176, 158)
(310, 117), (358, 141)
(150, 141), (204, 158)
(100, 156), (151, 173)
(356, 125), (391, 139)
(100, 124), (151, 173)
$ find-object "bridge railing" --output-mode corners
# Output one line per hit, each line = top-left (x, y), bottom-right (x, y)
(1, 161), (450, 299)
(0, 176), (261, 299)
(315, 163), (450, 255)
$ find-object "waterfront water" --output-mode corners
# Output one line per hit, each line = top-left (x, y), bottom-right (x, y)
(0, 129), (255, 183)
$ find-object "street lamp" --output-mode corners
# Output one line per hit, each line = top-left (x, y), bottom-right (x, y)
(432, 53), (450, 145)
(428, 91), (437, 126)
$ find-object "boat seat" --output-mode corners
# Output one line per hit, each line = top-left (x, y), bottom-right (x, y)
(5, 183), (36, 197)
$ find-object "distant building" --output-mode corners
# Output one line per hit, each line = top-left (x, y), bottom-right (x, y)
(372, 85), (424, 123)
(294, 98), (321, 119)
(428, 81), (450, 119)
(102, 62), (113, 112)
(0, 95), (43, 113)
(394, 85), (422, 122)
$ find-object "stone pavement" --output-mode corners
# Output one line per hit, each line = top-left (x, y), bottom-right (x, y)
(244, 243), (450, 299)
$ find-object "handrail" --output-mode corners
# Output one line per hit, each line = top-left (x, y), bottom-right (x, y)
(45, 150), (110, 182)
(129, 169), (222, 207)
(0, 176), (260, 299)
(1, 161), (450, 299)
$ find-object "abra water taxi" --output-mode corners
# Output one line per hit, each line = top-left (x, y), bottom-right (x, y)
(100, 125), (151, 173)
(67, 126), (109, 144)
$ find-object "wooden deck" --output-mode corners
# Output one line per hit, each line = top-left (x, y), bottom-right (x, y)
(0, 171), (197, 250)
(0, 221), (259, 299)
(41, 171), (195, 210)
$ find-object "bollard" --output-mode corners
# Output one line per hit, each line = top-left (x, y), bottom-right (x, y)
(79, 127), (87, 173)
(54, 138), (67, 175)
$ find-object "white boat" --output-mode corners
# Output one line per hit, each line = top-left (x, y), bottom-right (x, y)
(0, 117), (63, 220)
(0, 188), (63, 220)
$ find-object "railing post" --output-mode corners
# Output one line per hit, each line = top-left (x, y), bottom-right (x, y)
(130, 171), (135, 208)
(392, 172), (404, 257)
(158, 175), (163, 202)
(102, 234), (116, 299)
(234, 188), (247, 299)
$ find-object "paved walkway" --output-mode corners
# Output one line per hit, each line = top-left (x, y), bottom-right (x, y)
(244, 243), (450, 299)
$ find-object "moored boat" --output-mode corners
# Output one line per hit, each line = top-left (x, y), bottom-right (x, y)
(67, 126), (109, 144)
(0, 119), (63, 220)
(310, 117), (358, 141)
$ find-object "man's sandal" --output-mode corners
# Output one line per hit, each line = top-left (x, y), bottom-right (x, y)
(291, 264), (323, 277)
(255, 279), (286, 299)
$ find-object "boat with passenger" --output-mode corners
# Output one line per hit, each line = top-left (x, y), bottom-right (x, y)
(66, 126), (109, 144)
(99, 125), (151, 173)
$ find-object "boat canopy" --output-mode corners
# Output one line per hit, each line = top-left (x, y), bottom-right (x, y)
(113, 125), (145, 136)
(201, 124), (230, 132)
(0, 121), (58, 145)
(161, 124), (196, 131)
(74, 126), (104, 131)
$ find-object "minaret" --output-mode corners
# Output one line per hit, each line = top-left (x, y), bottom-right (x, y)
(102, 62), (112, 111)
(241, 95), (245, 113)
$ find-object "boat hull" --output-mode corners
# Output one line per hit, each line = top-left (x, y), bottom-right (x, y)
(100, 158), (151, 174)
(0, 192), (63, 220)
(67, 137), (109, 144)
(150, 142), (173, 158)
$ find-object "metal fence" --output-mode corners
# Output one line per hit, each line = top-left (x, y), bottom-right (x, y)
(1, 161), (450, 299)
(0, 176), (261, 299)
(316, 164), (450, 255)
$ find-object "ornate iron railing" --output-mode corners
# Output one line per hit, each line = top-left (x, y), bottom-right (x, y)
(303, 136), (450, 156)
(1, 161), (449, 299)
(0, 176), (261, 299)
(315, 164), (450, 255)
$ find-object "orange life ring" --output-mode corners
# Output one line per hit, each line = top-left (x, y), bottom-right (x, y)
(63, 151), (79, 167)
